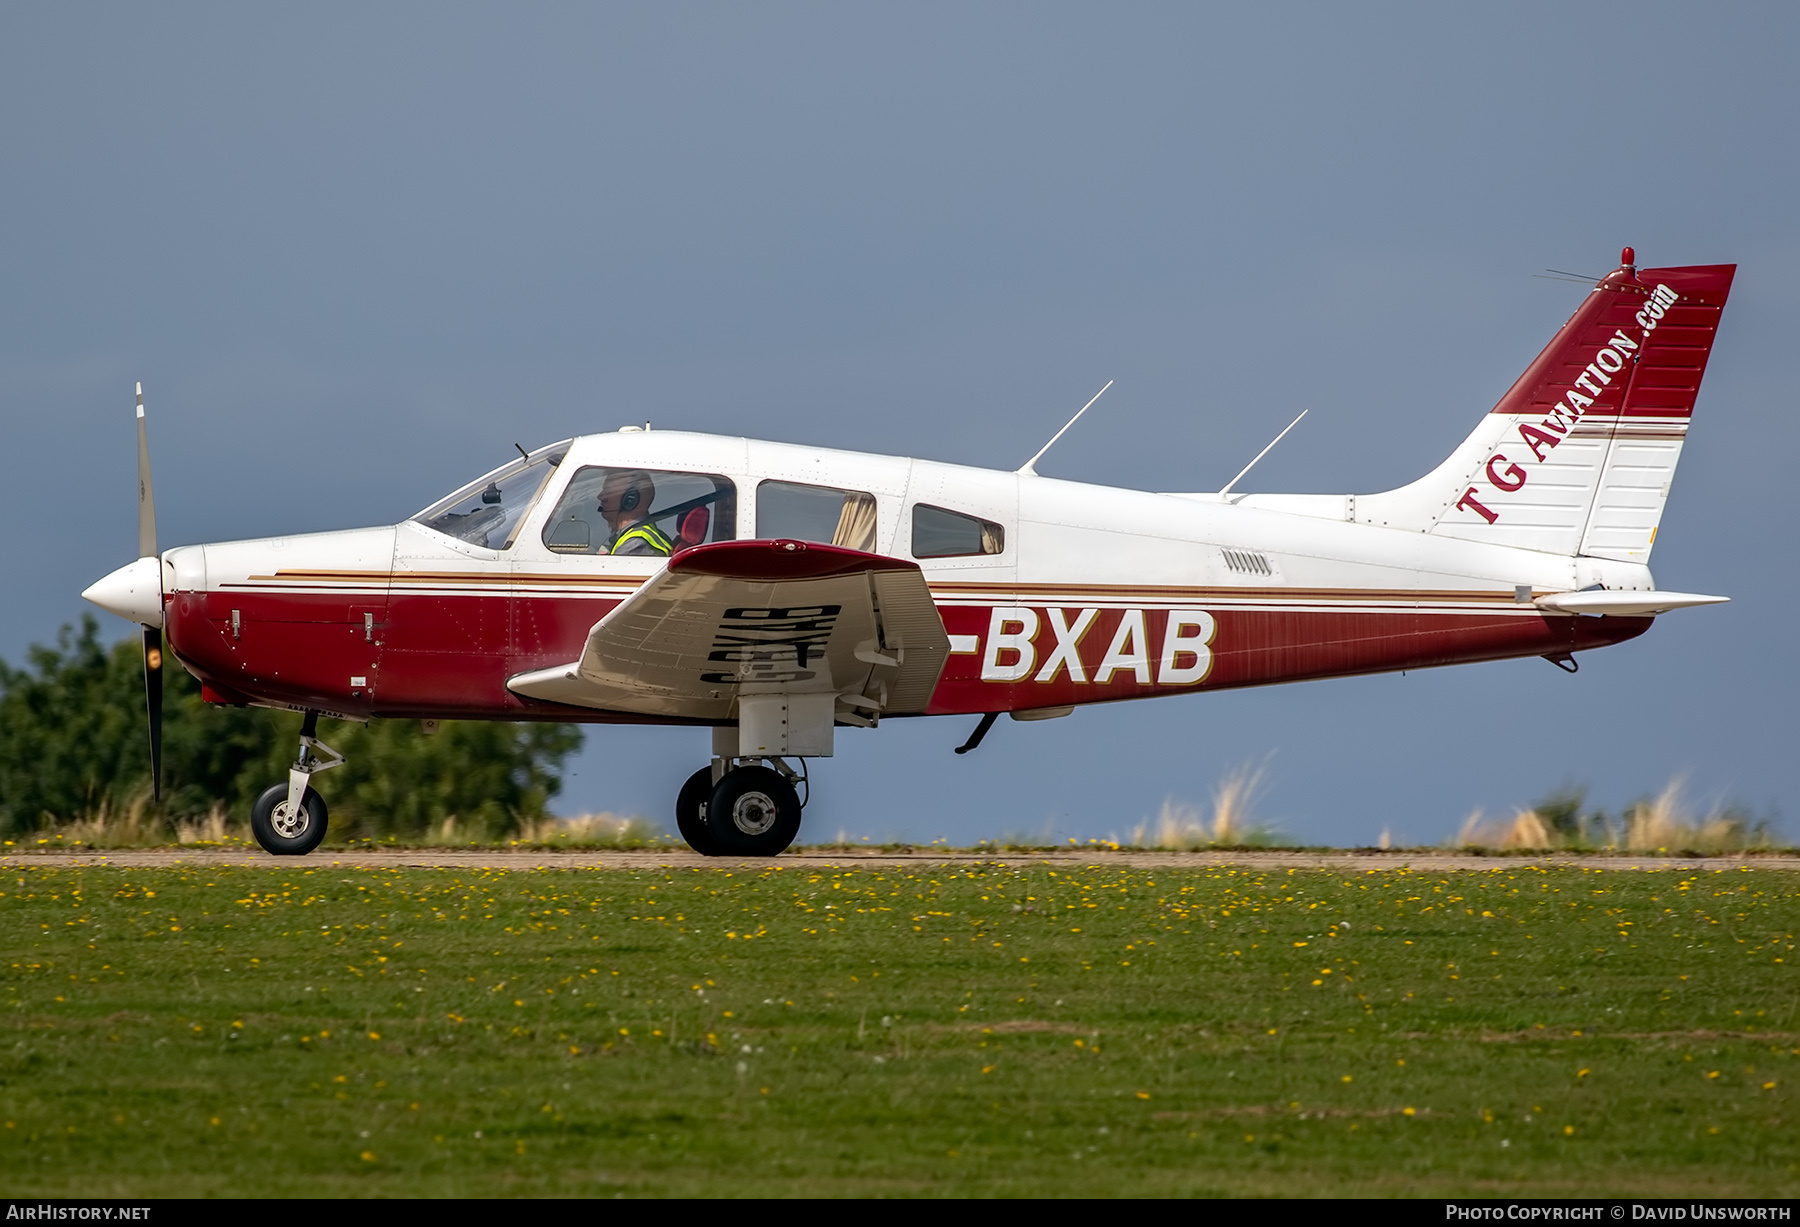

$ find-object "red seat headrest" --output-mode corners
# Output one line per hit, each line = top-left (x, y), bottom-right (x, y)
(677, 506), (710, 547)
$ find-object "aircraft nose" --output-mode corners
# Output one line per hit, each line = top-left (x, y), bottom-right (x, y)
(82, 556), (165, 627)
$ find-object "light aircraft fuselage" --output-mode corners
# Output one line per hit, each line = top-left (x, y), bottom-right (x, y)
(157, 429), (1655, 725)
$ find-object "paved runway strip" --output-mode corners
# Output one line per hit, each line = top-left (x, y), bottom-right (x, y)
(4, 847), (1795, 871)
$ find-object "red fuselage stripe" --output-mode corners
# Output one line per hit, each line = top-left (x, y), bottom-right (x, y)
(163, 585), (1645, 722)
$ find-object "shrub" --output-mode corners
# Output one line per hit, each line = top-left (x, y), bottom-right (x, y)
(0, 617), (582, 840)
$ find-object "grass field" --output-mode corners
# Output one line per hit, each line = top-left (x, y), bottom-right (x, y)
(1, 860), (1794, 1197)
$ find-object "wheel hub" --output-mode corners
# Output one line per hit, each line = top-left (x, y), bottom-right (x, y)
(272, 801), (310, 840)
(728, 790), (780, 836)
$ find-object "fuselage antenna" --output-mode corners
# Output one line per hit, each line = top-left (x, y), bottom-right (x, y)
(1018, 380), (1113, 476)
(1217, 409), (1308, 497)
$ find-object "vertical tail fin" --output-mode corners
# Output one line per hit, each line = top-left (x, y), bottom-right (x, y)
(1356, 251), (1735, 560)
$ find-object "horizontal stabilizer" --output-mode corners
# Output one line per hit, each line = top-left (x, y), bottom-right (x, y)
(1533, 590), (1728, 617)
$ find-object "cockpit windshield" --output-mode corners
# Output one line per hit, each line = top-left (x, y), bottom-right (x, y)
(411, 441), (572, 549)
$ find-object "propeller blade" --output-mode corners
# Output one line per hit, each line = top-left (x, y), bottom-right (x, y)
(136, 382), (157, 559)
(143, 624), (163, 803)
(136, 384), (163, 801)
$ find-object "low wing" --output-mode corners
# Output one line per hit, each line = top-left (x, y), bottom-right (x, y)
(506, 539), (950, 724)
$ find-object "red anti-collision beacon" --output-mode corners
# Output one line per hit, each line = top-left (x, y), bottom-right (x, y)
(1621, 246), (1636, 269)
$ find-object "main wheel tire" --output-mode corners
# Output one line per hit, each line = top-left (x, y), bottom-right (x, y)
(250, 783), (329, 856)
(675, 767), (722, 855)
(705, 766), (802, 857)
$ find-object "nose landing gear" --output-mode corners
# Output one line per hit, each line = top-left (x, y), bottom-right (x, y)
(674, 757), (806, 858)
(250, 711), (344, 856)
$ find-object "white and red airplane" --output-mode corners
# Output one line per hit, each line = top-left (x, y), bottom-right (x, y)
(83, 249), (1733, 857)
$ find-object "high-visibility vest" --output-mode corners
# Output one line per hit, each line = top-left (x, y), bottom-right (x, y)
(611, 522), (673, 556)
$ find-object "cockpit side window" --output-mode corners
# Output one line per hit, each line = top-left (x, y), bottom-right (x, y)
(412, 445), (568, 550)
(756, 480), (878, 552)
(911, 503), (1004, 558)
(540, 467), (737, 556)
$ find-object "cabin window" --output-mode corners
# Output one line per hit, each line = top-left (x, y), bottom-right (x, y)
(539, 467), (737, 556)
(756, 480), (878, 552)
(911, 503), (1004, 558)
(412, 444), (569, 550)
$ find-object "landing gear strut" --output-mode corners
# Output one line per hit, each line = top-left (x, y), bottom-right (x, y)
(676, 756), (806, 858)
(250, 711), (343, 856)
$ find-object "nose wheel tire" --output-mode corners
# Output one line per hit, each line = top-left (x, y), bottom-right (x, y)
(250, 783), (329, 856)
(705, 766), (802, 857)
(676, 767), (722, 855)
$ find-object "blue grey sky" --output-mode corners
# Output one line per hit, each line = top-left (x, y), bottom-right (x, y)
(4, 4), (1794, 844)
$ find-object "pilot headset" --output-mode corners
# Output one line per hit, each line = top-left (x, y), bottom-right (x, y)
(601, 477), (644, 514)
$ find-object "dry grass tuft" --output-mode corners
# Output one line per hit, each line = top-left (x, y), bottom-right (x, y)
(1127, 763), (1286, 849)
(18, 794), (252, 849)
(426, 812), (667, 848)
(1455, 808), (1552, 850)
(1454, 778), (1777, 854)
(12, 799), (664, 850)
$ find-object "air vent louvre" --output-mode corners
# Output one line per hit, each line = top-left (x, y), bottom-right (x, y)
(1222, 548), (1273, 577)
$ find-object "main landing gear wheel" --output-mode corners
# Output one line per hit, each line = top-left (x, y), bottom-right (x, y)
(675, 767), (721, 856)
(705, 766), (802, 858)
(250, 783), (329, 856)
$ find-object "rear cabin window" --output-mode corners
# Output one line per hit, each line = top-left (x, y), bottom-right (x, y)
(540, 466), (736, 557)
(911, 503), (1004, 559)
(756, 480), (878, 552)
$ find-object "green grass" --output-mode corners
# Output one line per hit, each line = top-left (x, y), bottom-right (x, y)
(1, 862), (1794, 1197)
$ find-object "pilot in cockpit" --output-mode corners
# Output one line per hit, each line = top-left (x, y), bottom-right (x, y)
(598, 469), (673, 556)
